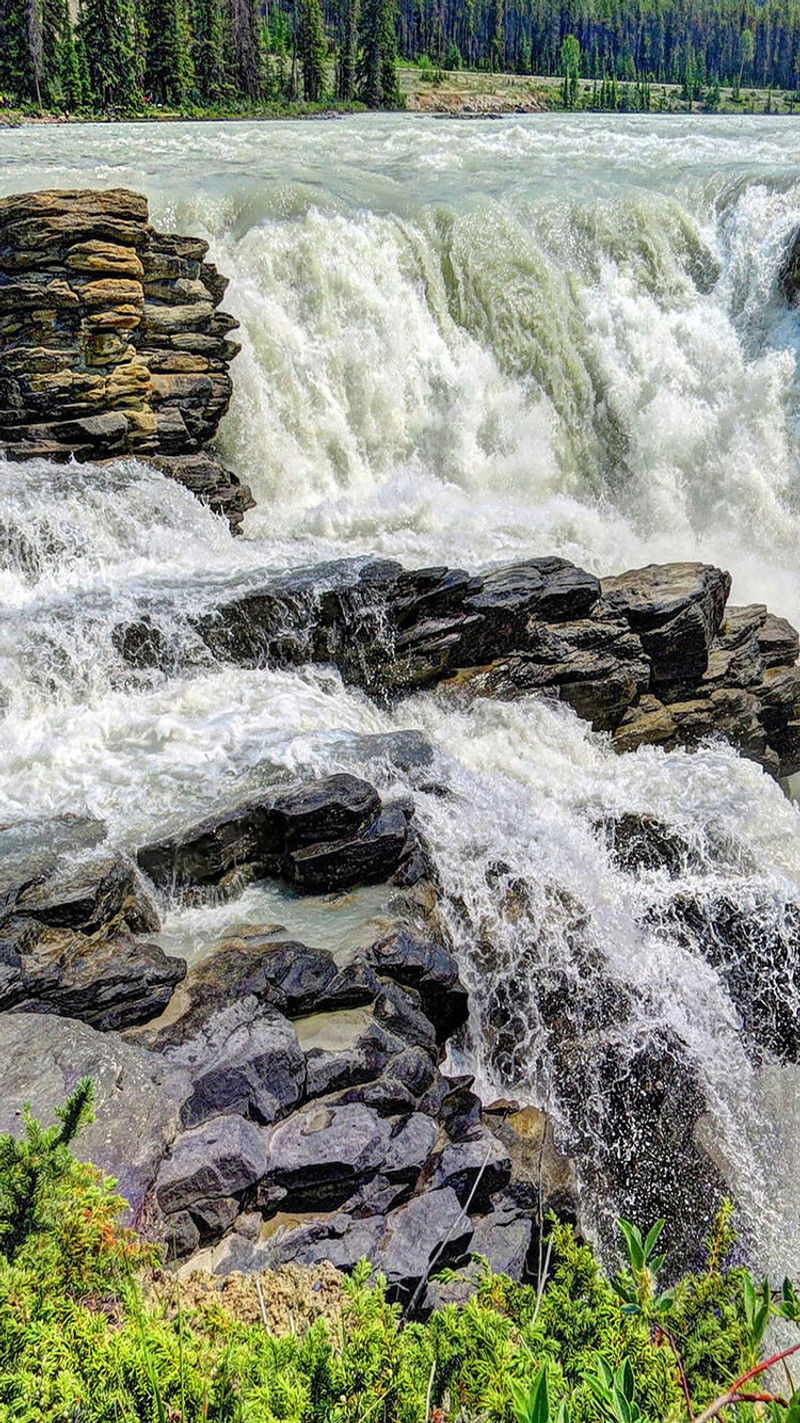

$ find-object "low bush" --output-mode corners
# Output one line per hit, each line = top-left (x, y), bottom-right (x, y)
(1, 1086), (799, 1422)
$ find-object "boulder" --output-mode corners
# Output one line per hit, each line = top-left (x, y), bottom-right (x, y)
(0, 188), (252, 532)
(262, 1102), (395, 1209)
(154, 1114), (268, 1215)
(374, 1186), (473, 1298)
(0, 853), (184, 1030)
(0, 1012), (189, 1218)
(365, 930), (469, 1043)
(601, 562), (731, 696)
(137, 774), (418, 895)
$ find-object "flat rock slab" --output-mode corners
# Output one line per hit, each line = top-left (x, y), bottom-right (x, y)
(0, 1012), (189, 1218)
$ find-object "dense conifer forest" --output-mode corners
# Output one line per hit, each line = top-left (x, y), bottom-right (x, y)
(2, 0), (800, 114)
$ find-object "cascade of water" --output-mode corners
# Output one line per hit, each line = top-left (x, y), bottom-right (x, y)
(3, 115), (800, 1267)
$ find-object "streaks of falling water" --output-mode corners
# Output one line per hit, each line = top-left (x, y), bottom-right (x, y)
(3, 115), (800, 1267)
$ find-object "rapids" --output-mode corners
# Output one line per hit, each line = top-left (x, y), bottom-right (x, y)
(3, 114), (800, 1269)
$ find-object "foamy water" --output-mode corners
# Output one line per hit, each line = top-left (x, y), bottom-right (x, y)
(3, 114), (800, 1268)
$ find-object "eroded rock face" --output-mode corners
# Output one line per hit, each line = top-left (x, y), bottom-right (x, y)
(137, 773), (423, 895)
(0, 852), (186, 1030)
(120, 556), (800, 780)
(0, 188), (253, 531)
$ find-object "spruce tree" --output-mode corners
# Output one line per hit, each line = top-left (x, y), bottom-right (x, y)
(298, 0), (326, 100)
(144, 0), (194, 105)
(78, 0), (141, 108)
(335, 0), (358, 99)
(192, 0), (226, 104)
(357, 0), (398, 106)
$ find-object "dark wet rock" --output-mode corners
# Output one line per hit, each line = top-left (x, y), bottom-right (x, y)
(0, 1012), (189, 1219)
(262, 1102), (395, 1210)
(366, 929), (470, 1044)
(128, 932), (339, 1043)
(137, 773), (419, 895)
(651, 891), (800, 1060)
(385, 1112), (440, 1183)
(0, 852), (184, 1030)
(483, 1106), (579, 1226)
(0, 188), (251, 532)
(296, 1006), (408, 1101)
(1, 923), (186, 1031)
(601, 562), (731, 696)
(6, 852), (159, 934)
(154, 1114), (268, 1215)
(601, 813), (697, 877)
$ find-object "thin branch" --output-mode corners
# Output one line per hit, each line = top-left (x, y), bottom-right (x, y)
(660, 1327), (695, 1423)
(694, 1341), (800, 1423)
(424, 1359), (436, 1422)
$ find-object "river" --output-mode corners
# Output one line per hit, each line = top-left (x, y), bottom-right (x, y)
(3, 113), (800, 1270)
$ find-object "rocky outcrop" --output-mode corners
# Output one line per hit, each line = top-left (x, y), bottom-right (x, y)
(0, 188), (253, 531)
(121, 556), (800, 781)
(137, 773), (428, 895)
(0, 851), (186, 1029)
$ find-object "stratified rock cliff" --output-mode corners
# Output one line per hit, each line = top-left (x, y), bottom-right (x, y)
(0, 187), (253, 531)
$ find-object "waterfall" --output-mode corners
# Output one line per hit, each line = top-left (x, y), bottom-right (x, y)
(3, 114), (800, 1271)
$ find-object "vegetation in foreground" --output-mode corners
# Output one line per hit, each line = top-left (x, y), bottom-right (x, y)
(2, 1082), (800, 1422)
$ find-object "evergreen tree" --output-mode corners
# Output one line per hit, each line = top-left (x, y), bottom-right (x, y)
(144, 0), (194, 105)
(192, 0), (226, 103)
(298, 0), (326, 99)
(358, 0), (399, 105)
(226, 0), (262, 98)
(560, 31), (579, 106)
(78, 0), (141, 108)
(336, 0), (358, 98)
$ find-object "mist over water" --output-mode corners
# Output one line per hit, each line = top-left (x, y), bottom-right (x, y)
(3, 115), (800, 1268)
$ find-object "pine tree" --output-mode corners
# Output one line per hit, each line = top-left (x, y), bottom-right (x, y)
(144, 0), (194, 105)
(192, 0), (226, 103)
(225, 0), (262, 99)
(78, 0), (141, 108)
(560, 31), (579, 107)
(358, 0), (399, 106)
(336, 0), (358, 98)
(298, 0), (326, 100)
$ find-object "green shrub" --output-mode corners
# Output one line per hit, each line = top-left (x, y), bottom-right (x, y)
(1, 1089), (800, 1423)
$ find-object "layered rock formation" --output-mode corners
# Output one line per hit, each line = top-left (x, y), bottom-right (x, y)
(120, 555), (800, 781)
(0, 187), (253, 530)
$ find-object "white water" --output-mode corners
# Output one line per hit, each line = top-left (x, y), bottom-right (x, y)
(3, 114), (800, 1268)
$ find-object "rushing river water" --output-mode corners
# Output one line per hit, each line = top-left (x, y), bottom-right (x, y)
(3, 114), (800, 1269)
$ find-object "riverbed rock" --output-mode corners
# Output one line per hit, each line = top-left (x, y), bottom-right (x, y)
(127, 554), (800, 779)
(0, 1011), (189, 1218)
(0, 188), (253, 531)
(137, 773), (423, 895)
(0, 852), (185, 1029)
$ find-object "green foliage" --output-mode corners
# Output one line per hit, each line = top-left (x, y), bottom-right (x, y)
(3, 1092), (800, 1423)
(298, 0), (327, 101)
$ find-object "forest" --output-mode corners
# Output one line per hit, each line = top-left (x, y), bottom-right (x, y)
(2, 0), (800, 114)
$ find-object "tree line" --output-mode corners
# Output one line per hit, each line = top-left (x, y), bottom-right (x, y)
(2, 0), (800, 113)
(0, 0), (400, 111)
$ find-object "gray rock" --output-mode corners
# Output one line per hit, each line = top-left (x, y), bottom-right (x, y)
(601, 562), (731, 696)
(263, 1102), (394, 1209)
(427, 1132), (511, 1210)
(159, 999), (306, 1129)
(0, 1012), (189, 1218)
(468, 1208), (533, 1280)
(155, 1114), (268, 1214)
(374, 1186), (473, 1296)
